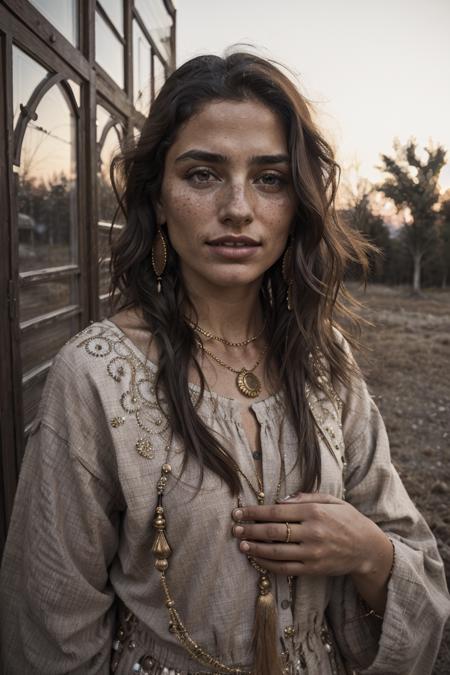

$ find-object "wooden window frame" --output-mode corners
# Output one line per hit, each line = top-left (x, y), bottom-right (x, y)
(0, 0), (177, 553)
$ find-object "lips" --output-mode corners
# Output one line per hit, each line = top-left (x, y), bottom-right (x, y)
(207, 236), (260, 247)
(206, 235), (261, 260)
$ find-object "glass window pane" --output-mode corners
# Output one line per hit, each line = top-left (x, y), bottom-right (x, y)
(97, 121), (123, 224)
(19, 277), (78, 322)
(153, 54), (166, 98)
(135, 0), (173, 62)
(96, 104), (112, 143)
(98, 221), (112, 263)
(99, 296), (111, 320)
(29, 0), (78, 46)
(15, 83), (78, 272)
(67, 79), (80, 107)
(13, 46), (48, 130)
(95, 10), (124, 88)
(97, 121), (124, 307)
(98, 0), (123, 35)
(98, 222), (122, 274)
(99, 253), (111, 296)
(21, 314), (80, 374)
(133, 20), (152, 115)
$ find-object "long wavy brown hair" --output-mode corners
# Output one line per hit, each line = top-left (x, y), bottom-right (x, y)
(110, 51), (371, 495)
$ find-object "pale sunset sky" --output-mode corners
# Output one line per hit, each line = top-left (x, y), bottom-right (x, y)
(175, 0), (450, 200)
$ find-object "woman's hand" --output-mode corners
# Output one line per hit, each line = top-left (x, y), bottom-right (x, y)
(231, 492), (393, 580)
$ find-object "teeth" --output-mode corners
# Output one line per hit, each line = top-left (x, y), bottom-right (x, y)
(221, 242), (249, 247)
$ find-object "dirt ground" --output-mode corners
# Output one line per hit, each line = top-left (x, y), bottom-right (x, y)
(348, 284), (450, 674)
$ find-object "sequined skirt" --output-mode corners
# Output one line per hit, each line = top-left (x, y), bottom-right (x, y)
(110, 605), (349, 675)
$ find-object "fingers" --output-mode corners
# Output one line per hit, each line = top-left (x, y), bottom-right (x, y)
(280, 492), (344, 505)
(240, 540), (307, 561)
(232, 497), (342, 524)
(249, 551), (327, 576)
(232, 522), (303, 543)
(232, 504), (305, 523)
(251, 558), (306, 576)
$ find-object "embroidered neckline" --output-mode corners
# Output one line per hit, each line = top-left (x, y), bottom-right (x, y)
(71, 320), (345, 473)
(102, 318), (284, 412)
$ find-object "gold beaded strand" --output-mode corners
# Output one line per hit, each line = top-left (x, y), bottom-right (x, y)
(150, 437), (289, 674)
(185, 316), (267, 347)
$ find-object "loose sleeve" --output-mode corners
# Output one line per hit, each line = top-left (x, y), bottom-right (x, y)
(327, 338), (450, 675)
(0, 352), (122, 674)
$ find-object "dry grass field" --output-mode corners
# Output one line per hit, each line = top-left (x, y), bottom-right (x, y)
(348, 284), (450, 674)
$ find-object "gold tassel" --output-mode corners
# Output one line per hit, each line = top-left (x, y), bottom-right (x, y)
(152, 530), (172, 559)
(252, 574), (283, 675)
(152, 504), (172, 572)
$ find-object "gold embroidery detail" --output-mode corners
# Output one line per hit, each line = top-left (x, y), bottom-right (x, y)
(74, 324), (170, 462)
(136, 437), (154, 459)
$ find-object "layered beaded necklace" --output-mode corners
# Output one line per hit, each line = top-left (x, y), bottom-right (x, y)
(196, 341), (268, 399)
(186, 317), (267, 347)
(151, 435), (288, 674)
(186, 318), (268, 399)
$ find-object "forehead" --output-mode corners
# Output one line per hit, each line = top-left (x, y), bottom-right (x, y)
(169, 99), (288, 156)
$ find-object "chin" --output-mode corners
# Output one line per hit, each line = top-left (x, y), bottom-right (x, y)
(180, 260), (268, 291)
(207, 271), (263, 289)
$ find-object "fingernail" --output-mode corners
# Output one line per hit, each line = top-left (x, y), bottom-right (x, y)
(232, 508), (243, 521)
(281, 492), (302, 502)
(234, 525), (244, 537)
(240, 541), (250, 552)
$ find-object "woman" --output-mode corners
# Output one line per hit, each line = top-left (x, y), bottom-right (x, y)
(1, 52), (449, 675)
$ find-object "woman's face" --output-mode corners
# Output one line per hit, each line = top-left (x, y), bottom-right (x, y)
(156, 98), (297, 293)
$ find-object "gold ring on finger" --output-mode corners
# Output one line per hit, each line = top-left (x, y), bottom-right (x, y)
(285, 522), (291, 544)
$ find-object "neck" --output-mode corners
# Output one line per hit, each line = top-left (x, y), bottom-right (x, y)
(184, 282), (265, 343)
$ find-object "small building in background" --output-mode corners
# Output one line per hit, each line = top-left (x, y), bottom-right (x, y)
(0, 0), (176, 552)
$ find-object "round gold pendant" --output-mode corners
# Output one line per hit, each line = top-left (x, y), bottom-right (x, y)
(236, 369), (261, 398)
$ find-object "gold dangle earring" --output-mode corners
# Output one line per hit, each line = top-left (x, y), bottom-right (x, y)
(281, 241), (293, 311)
(151, 227), (168, 293)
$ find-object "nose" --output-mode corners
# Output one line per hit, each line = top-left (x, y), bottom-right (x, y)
(217, 183), (254, 227)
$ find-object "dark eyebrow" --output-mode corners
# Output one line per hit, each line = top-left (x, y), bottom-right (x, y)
(175, 150), (226, 163)
(175, 149), (290, 166)
(249, 154), (290, 166)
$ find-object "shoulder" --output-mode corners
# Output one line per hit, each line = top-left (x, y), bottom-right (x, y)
(307, 326), (372, 431)
(55, 316), (154, 382)
(57, 319), (127, 370)
(307, 326), (351, 411)
(42, 317), (169, 452)
(39, 319), (149, 432)
(330, 325), (355, 360)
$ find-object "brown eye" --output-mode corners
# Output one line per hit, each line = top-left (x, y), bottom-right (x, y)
(187, 169), (217, 184)
(256, 173), (287, 191)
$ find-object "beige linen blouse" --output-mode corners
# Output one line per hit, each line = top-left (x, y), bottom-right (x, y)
(1, 319), (449, 675)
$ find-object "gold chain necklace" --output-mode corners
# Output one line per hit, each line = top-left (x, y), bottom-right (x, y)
(233, 456), (270, 505)
(186, 317), (267, 347)
(151, 435), (288, 674)
(196, 339), (268, 399)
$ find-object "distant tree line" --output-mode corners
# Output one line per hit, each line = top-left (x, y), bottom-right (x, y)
(17, 140), (450, 293)
(343, 140), (450, 292)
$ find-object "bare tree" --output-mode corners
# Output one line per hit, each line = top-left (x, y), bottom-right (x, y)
(377, 140), (446, 293)
(342, 179), (391, 281)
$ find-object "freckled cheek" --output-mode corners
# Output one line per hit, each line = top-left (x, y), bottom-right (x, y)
(163, 191), (215, 248)
(259, 202), (295, 238)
